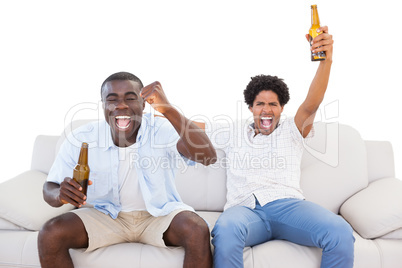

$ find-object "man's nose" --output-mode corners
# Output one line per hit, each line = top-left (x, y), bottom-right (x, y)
(115, 99), (129, 109)
(262, 104), (272, 113)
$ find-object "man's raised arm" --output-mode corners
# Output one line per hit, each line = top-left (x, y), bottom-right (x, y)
(140, 81), (217, 165)
(295, 25), (334, 138)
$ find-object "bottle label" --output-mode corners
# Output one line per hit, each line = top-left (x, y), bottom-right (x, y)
(309, 34), (326, 61)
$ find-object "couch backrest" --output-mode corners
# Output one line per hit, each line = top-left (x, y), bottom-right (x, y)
(178, 122), (376, 213)
(175, 149), (227, 211)
(30, 120), (395, 214)
(300, 122), (368, 214)
(31, 135), (60, 174)
(365, 140), (395, 183)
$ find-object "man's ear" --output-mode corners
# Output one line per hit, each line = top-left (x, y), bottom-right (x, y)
(248, 105), (253, 112)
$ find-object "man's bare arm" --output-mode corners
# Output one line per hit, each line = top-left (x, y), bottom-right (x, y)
(295, 26), (334, 138)
(140, 82), (217, 165)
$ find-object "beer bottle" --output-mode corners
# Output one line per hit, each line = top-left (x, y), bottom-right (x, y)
(73, 142), (90, 196)
(309, 4), (326, 61)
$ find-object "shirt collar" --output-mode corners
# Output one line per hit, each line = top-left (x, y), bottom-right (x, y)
(248, 122), (255, 133)
(247, 123), (256, 141)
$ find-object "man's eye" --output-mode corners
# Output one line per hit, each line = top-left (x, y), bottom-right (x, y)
(126, 98), (137, 101)
(106, 99), (117, 102)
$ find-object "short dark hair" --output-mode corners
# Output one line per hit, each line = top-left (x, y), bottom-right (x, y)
(100, 72), (143, 97)
(243, 75), (290, 107)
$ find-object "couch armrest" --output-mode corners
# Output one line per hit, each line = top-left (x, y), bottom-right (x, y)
(0, 170), (74, 231)
(340, 177), (402, 239)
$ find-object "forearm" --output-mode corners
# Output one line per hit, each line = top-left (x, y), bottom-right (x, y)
(140, 81), (217, 164)
(295, 60), (332, 137)
(303, 59), (332, 113)
(162, 106), (217, 165)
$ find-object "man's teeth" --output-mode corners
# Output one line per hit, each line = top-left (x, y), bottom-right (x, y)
(116, 116), (131, 119)
(261, 116), (273, 129)
(115, 116), (131, 129)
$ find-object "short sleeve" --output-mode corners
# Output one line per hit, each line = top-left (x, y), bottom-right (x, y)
(288, 117), (315, 144)
(47, 134), (79, 184)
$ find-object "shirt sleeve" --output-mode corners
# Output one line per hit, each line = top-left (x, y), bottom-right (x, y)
(46, 134), (80, 184)
(289, 117), (315, 145)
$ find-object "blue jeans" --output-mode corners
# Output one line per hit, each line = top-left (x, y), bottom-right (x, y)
(211, 198), (355, 268)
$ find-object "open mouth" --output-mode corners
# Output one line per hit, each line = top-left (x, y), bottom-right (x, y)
(115, 116), (132, 130)
(260, 116), (273, 130)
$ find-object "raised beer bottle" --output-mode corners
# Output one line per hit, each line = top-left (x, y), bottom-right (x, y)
(73, 142), (90, 196)
(309, 4), (326, 61)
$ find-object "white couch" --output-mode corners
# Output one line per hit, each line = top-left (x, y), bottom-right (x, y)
(1, 120), (402, 268)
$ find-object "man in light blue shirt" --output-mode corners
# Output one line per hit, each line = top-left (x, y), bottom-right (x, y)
(38, 72), (217, 268)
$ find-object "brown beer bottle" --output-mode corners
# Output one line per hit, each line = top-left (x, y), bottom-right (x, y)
(309, 4), (326, 61)
(73, 142), (90, 196)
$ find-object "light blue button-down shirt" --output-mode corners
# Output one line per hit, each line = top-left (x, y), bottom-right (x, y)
(47, 113), (195, 219)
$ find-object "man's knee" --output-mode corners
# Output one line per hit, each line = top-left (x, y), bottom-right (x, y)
(211, 215), (248, 253)
(38, 212), (87, 250)
(181, 212), (210, 243)
(39, 215), (68, 246)
(324, 218), (355, 254)
(212, 212), (246, 240)
(167, 211), (210, 248)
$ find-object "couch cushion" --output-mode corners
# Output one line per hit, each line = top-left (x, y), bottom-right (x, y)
(340, 177), (402, 239)
(175, 149), (227, 212)
(0, 217), (25, 230)
(300, 122), (368, 214)
(252, 239), (322, 268)
(0, 170), (74, 230)
(0, 231), (41, 267)
(352, 231), (382, 268)
(251, 231), (382, 268)
(372, 239), (402, 267)
(379, 227), (402, 240)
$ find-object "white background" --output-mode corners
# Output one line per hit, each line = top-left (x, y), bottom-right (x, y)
(0, 0), (401, 183)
